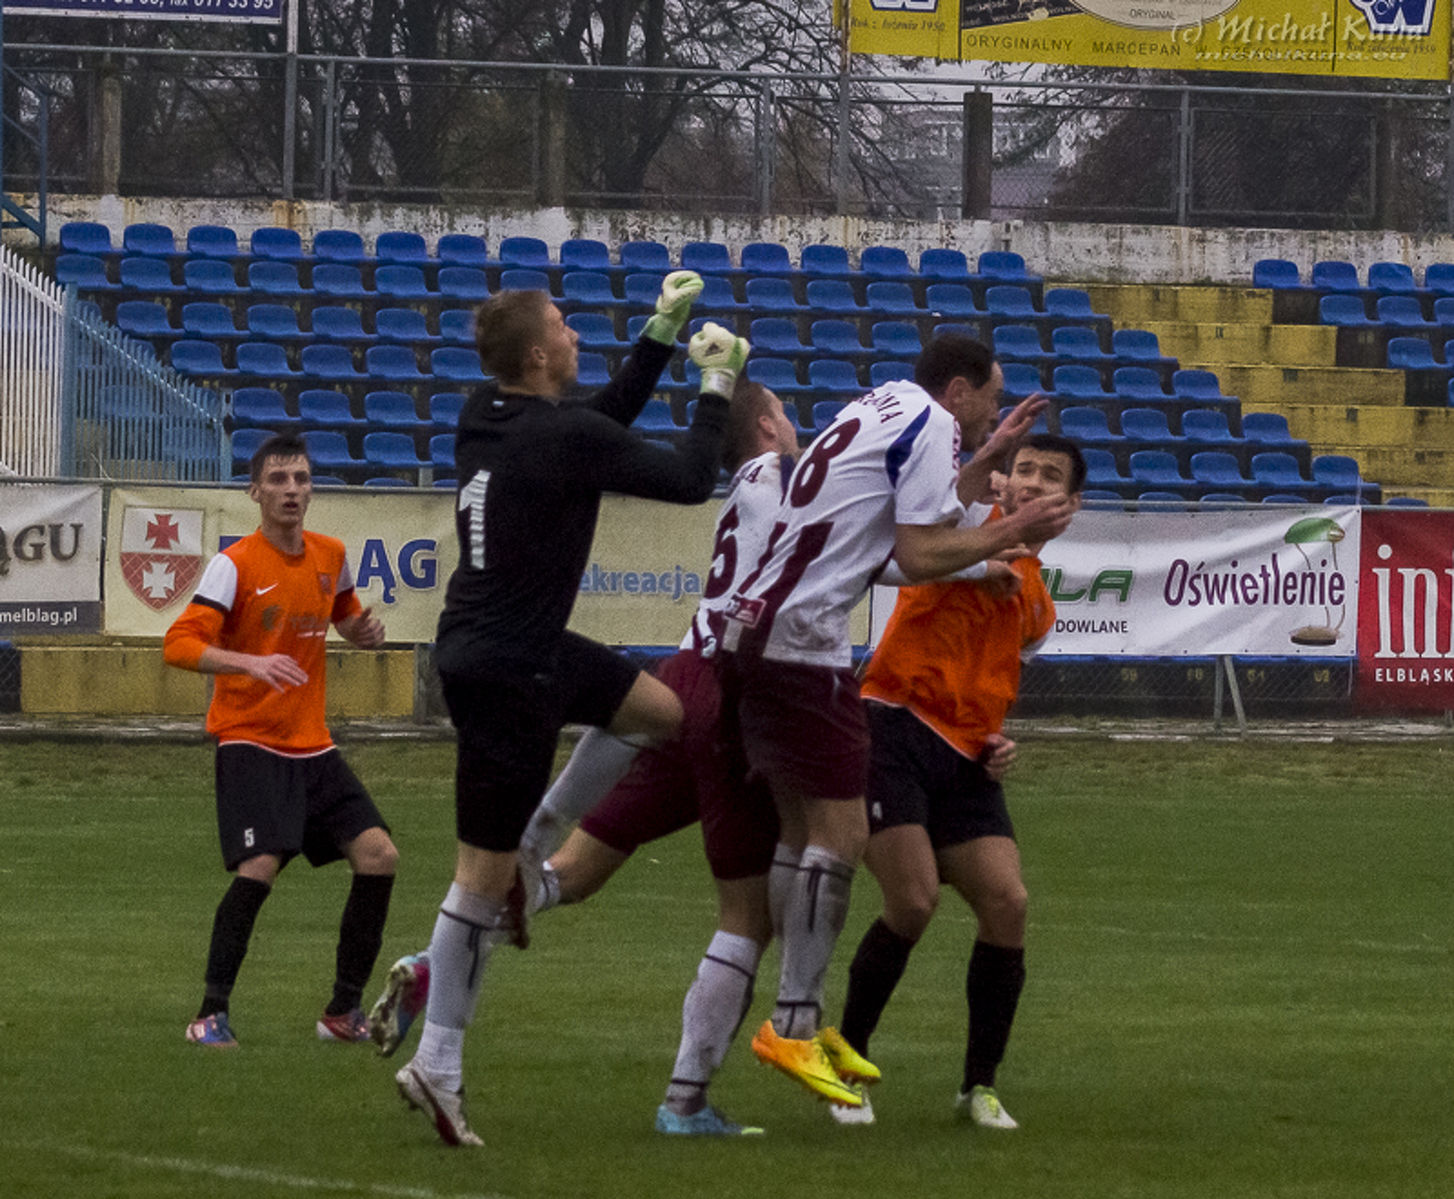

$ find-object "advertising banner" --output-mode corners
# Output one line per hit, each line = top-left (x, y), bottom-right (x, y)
(106, 487), (456, 642)
(1355, 509), (1454, 710)
(871, 506), (1361, 656)
(0, 484), (103, 634)
(846, 0), (1450, 80)
(5, 0), (283, 24)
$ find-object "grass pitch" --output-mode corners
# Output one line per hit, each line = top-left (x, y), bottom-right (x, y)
(1, 735), (1449, 1199)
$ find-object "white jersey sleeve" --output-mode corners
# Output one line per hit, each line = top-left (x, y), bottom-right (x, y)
(192, 552), (240, 613)
(681, 450), (793, 655)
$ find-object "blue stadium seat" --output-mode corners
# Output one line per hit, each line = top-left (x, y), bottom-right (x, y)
(918, 248), (972, 281)
(432, 347), (488, 385)
(437, 267), (491, 303)
(1375, 296), (1436, 331)
(1367, 261), (1420, 296)
(187, 224), (243, 261)
(304, 430), (367, 474)
(977, 250), (1038, 284)
(311, 475), (348, 488)
(1424, 263), (1454, 296)
(807, 359), (862, 399)
(1386, 495), (1429, 507)
(1386, 336), (1443, 371)
(430, 434), (457, 469)
(1180, 408), (1239, 449)
(1250, 452), (1313, 494)
(697, 274), (746, 316)
(576, 351), (612, 387)
(864, 281), (922, 316)
(246, 303), (311, 344)
(869, 360), (914, 387)
(250, 227), (310, 263)
(311, 306), (376, 345)
(860, 245), (912, 280)
(59, 221), (115, 258)
(301, 343), (367, 382)
(805, 279), (863, 316)
(116, 300), (179, 341)
(232, 387), (293, 428)
(366, 344), (426, 383)
(1057, 406), (1123, 448)
(559, 238), (614, 274)
(313, 229), (368, 265)
(1119, 407), (1183, 450)
(560, 271), (618, 312)
(1080, 489), (1127, 504)
(181, 301), (244, 341)
(870, 321), (922, 359)
(1252, 259), (1309, 289)
(498, 268), (552, 294)
(298, 389), (365, 428)
(1137, 491), (1184, 504)
(1043, 287), (1112, 333)
(183, 258), (244, 297)
(992, 324), (1053, 365)
(925, 283), (985, 319)
(376, 307), (438, 346)
(1051, 324), (1114, 365)
(810, 319), (867, 358)
(1310, 259), (1367, 294)
(1190, 451), (1253, 494)
(633, 399), (680, 433)
(1001, 362), (1047, 402)
(1111, 328), (1177, 371)
(1198, 492), (1249, 505)
(1240, 412), (1305, 450)
(430, 392), (466, 428)
(436, 234), (490, 269)
(1053, 365), (1113, 401)
(123, 222), (180, 259)
(496, 236), (552, 271)
(811, 400), (847, 432)
(170, 339), (238, 380)
(312, 264), (370, 300)
(622, 273), (666, 311)
(1081, 448), (1132, 493)
(1313, 454), (1377, 500)
(985, 285), (1050, 328)
(439, 309), (475, 347)
(1129, 449), (1191, 494)
(800, 244), (857, 279)
(1172, 369), (1237, 409)
(566, 311), (627, 353)
(1000, 403), (1049, 436)
(1113, 366), (1170, 402)
(745, 277), (807, 315)
(681, 241), (740, 279)
(231, 428), (272, 471)
(746, 357), (810, 396)
(235, 341), (302, 381)
(119, 256), (183, 295)
(248, 260), (310, 297)
(619, 240), (672, 274)
(741, 242), (796, 278)
(748, 318), (809, 357)
(364, 431), (426, 471)
(365, 476), (412, 488)
(376, 230), (437, 268)
(375, 265), (435, 302)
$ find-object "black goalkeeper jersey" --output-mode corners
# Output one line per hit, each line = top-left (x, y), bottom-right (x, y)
(435, 336), (728, 677)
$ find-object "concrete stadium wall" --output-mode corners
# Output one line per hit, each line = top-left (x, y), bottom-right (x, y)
(12, 192), (1454, 286)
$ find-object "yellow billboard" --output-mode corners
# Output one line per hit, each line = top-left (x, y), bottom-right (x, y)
(846, 0), (1450, 79)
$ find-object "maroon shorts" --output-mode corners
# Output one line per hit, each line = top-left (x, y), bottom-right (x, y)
(722, 653), (869, 802)
(581, 649), (778, 880)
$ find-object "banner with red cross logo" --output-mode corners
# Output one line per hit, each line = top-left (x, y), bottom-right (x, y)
(118, 507), (205, 611)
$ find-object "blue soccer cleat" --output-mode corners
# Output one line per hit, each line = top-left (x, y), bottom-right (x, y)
(368, 952), (430, 1057)
(185, 1012), (238, 1048)
(655, 1103), (764, 1137)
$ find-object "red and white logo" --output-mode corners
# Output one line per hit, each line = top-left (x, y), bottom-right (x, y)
(120, 507), (205, 610)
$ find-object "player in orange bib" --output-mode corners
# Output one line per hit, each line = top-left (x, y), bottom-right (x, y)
(164, 432), (398, 1049)
(832, 432), (1084, 1129)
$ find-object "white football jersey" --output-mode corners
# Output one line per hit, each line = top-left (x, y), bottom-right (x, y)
(682, 449), (794, 656)
(723, 381), (964, 667)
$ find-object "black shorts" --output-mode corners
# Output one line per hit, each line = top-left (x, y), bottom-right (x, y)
(865, 702), (1015, 849)
(582, 650), (778, 880)
(441, 631), (640, 853)
(214, 742), (387, 872)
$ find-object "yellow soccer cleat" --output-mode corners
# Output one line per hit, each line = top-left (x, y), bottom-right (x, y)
(815, 1027), (882, 1085)
(751, 1020), (864, 1107)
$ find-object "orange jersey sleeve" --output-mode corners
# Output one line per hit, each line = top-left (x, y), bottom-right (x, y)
(862, 530), (1055, 759)
(168, 529), (356, 754)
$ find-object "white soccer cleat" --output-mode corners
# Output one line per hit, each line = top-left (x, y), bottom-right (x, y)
(396, 1061), (483, 1148)
(957, 1084), (1018, 1130)
(829, 1092), (875, 1126)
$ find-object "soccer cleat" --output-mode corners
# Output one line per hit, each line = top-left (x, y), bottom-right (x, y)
(829, 1092), (875, 1126)
(815, 1027), (882, 1085)
(750, 1020), (863, 1107)
(316, 1007), (370, 1042)
(185, 1012), (238, 1048)
(655, 1104), (765, 1137)
(396, 1061), (483, 1148)
(367, 952), (430, 1057)
(957, 1085), (1019, 1130)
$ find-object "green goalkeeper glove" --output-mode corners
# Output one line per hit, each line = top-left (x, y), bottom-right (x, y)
(642, 269), (704, 345)
(689, 321), (750, 399)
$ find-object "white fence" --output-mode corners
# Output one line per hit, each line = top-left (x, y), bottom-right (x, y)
(0, 242), (65, 476)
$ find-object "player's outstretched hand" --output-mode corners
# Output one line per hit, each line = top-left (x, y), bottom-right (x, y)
(1007, 492), (1075, 545)
(248, 653), (309, 691)
(338, 605), (385, 649)
(689, 321), (750, 399)
(642, 270), (704, 345)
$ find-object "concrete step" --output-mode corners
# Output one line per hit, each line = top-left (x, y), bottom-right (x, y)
(1339, 445), (1454, 489)
(1207, 364), (1405, 409)
(1141, 321), (1336, 368)
(1259, 403), (1454, 450)
(1072, 283), (1274, 326)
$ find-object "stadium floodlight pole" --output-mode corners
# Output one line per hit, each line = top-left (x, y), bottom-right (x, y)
(281, 0), (299, 200)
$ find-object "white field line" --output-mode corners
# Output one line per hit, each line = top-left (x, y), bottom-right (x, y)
(1031, 919), (1447, 955)
(21, 1143), (509, 1199)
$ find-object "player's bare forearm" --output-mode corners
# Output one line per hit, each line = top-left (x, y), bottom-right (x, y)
(196, 646), (309, 690)
(958, 394), (1047, 505)
(337, 606), (385, 649)
(893, 516), (1035, 583)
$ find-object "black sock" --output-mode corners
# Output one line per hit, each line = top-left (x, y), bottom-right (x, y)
(327, 873), (395, 1015)
(839, 917), (917, 1056)
(963, 940), (1026, 1092)
(198, 875), (271, 1019)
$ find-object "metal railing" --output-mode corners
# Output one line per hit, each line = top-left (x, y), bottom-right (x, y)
(3, 45), (1451, 231)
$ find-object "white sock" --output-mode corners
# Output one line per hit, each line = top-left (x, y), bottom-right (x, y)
(773, 846), (854, 1040)
(519, 729), (649, 858)
(664, 931), (763, 1114)
(767, 842), (800, 946)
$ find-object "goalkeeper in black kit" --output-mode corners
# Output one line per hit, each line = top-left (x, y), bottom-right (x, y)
(390, 270), (751, 1148)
